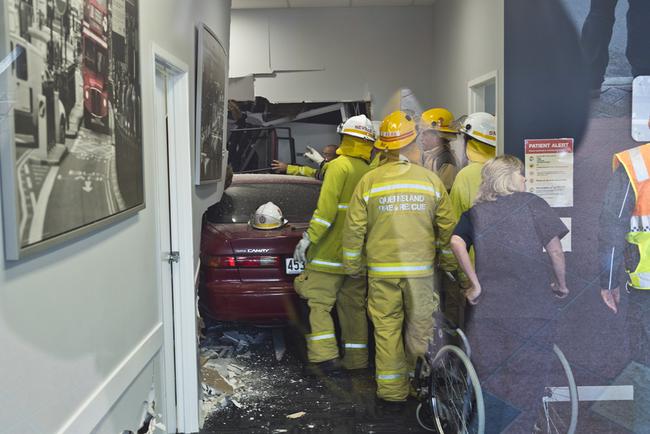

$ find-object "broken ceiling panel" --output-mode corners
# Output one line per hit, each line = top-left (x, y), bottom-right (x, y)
(229, 76), (256, 101)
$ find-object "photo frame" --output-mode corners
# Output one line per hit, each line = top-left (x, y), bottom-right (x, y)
(195, 22), (228, 185)
(0, 0), (144, 260)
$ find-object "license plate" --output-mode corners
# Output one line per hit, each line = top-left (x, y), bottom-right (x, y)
(285, 258), (305, 275)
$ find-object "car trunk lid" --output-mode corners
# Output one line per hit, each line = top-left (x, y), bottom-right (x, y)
(202, 222), (307, 282)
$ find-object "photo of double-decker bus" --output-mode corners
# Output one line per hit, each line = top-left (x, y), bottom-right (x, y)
(2, 0), (143, 258)
(81, 0), (110, 131)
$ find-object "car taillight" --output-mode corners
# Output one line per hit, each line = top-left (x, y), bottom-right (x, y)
(236, 256), (281, 268)
(205, 255), (280, 268)
(206, 256), (236, 268)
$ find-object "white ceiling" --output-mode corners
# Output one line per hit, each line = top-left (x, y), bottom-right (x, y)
(232, 0), (436, 9)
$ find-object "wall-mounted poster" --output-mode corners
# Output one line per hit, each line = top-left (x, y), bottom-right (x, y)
(524, 138), (574, 208)
(195, 22), (228, 185)
(0, 0), (143, 260)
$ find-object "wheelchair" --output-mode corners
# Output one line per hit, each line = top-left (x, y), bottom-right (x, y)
(413, 312), (578, 434)
(413, 314), (485, 433)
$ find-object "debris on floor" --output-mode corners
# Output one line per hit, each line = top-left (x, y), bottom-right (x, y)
(199, 324), (431, 433)
(200, 326), (283, 415)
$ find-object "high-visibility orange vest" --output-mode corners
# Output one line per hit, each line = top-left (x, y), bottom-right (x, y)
(613, 143), (650, 289)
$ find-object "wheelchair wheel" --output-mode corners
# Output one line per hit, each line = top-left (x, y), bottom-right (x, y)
(429, 345), (485, 434)
(537, 344), (578, 434)
(455, 328), (472, 359)
(416, 402), (437, 432)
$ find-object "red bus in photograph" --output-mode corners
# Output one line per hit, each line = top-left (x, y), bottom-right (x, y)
(81, 0), (109, 131)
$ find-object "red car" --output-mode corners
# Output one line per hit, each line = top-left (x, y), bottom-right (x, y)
(199, 174), (321, 325)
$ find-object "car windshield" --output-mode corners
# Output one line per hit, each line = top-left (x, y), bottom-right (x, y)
(206, 182), (320, 224)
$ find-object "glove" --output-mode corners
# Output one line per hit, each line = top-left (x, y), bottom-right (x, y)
(293, 232), (311, 263)
(304, 146), (325, 165)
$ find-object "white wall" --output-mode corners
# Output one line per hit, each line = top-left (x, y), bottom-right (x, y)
(430, 0), (505, 150)
(0, 1), (231, 433)
(230, 6), (436, 119)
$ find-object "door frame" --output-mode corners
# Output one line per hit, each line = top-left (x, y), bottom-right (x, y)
(467, 70), (498, 116)
(152, 44), (200, 434)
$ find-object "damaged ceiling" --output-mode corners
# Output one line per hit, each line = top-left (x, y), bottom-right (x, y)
(232, 0), (436, 9)
(231, 99), (370, 125)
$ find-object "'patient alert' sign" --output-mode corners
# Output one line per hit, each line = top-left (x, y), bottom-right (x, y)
(525, 138), (574, 208)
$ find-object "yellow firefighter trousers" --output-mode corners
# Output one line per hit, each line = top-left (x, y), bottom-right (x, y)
(294, 269), (368, 369)
(368, 276), (438, 401)
(439, 272), (466, 329)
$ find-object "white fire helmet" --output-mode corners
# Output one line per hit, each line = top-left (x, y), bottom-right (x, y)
(461, 112), (497, 147)
(250, 202), (286, 230)
(336, 114), (376, 142)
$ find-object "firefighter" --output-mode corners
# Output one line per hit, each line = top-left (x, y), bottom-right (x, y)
(420, 108), (464, 329)
(343, 111), (457, 402)
(293, 115), (376, 374)
(445, 112), (497, 327)
(449, 112), (497, 217)
(272, 145), (338, 178)
(420, 108), (460, 191)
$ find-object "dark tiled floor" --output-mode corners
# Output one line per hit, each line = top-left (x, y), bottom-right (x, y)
(200, 329), (431, 434)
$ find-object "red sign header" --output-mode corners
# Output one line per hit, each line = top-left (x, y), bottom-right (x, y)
(525, 138), (574, 154)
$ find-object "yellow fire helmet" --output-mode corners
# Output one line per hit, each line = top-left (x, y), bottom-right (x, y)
(375, 111), (417, 151)
(421, 108), (458, 134)
(250, 202), (287, 230)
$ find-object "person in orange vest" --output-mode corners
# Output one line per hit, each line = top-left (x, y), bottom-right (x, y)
(598, 143), (650, 434)
(599, 143), (650, 312)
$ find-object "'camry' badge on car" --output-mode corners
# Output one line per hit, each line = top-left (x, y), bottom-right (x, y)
(243, 248), (271, 253)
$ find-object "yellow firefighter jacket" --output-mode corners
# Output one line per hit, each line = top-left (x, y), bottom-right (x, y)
(342, 159), (457, 278)
(287, 164), (318, 178)
(305, 154), (371, 274)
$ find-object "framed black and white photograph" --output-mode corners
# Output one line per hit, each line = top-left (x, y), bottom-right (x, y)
(195, 22), (228, 185)
(0, 0), (144, 260)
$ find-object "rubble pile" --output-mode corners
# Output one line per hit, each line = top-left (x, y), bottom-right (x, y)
(200, 326), (310, 420)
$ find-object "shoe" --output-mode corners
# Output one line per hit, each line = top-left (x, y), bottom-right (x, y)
(375, 397), (407, 415)
(303, 358), (343, 377)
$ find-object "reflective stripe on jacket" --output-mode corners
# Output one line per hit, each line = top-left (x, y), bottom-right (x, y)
(614, 143), (650, 289)
(306, 155), (371, 274)
(343, 160), (457, 278)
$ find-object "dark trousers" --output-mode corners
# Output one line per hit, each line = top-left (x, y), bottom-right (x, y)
(581, 0), (650, 88)
(624, 288), (650, 432)
(626, 288), (650, 365)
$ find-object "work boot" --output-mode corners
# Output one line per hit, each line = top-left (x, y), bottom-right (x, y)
(374, 397), (407, 416)
(303, 358), (343, 377)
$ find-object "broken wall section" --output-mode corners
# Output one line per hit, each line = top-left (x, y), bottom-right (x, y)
(229, 6), (436, 119)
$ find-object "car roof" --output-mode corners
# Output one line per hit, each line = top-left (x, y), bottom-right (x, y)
(232, 173), (321, 185)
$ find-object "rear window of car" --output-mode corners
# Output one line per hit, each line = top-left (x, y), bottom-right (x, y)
(206, 182), (321, 224)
